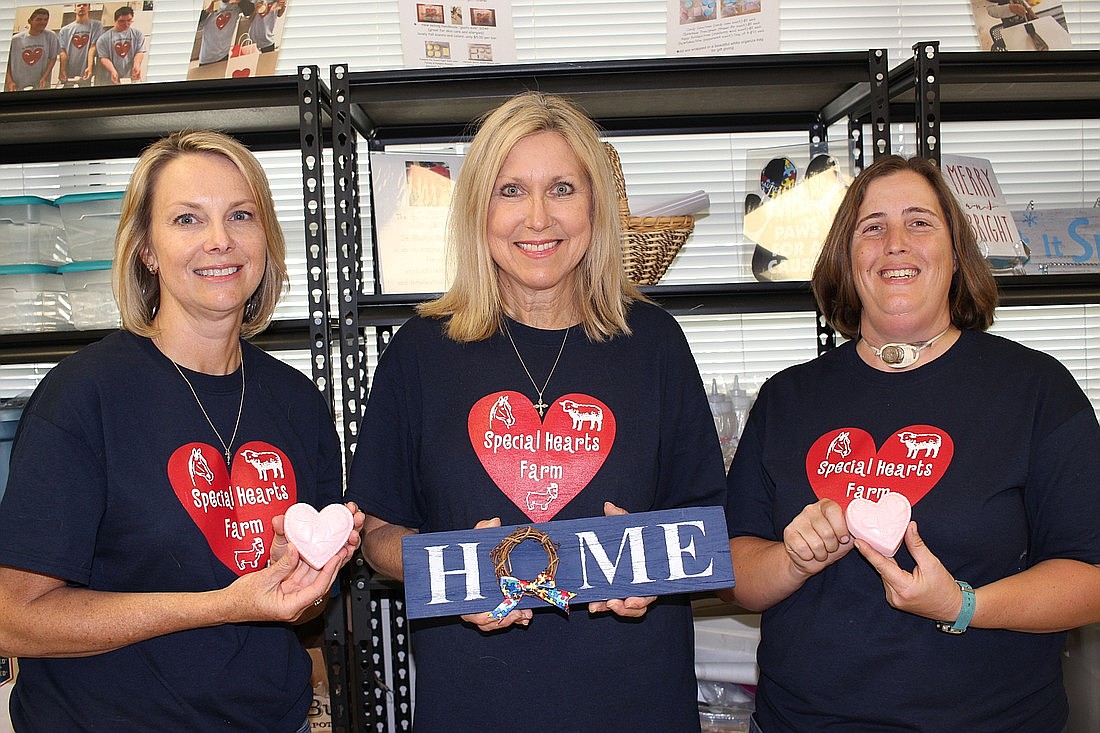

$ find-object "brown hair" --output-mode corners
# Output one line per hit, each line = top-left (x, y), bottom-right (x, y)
(418, 91), (641, 342)
(811, 154), (997, 341)
(113, 130), (288, 339)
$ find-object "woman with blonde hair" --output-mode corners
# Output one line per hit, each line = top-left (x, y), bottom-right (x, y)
(347, 92), (726, 731)
(0, 130), (363, 731)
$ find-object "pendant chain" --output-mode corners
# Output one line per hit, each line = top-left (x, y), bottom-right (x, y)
(503, 319), (569, 418)
(167, 342), (246, 466)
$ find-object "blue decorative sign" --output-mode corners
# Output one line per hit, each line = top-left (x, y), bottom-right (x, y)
(1015, 208), (1100, 274)
(401, 506), (734, 620)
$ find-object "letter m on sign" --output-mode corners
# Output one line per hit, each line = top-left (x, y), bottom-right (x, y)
(576, 527), (654, 589)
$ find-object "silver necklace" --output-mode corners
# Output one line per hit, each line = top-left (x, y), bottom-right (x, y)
(502, 319), (569, 417)
(863, 326), (951, 369)
(167, 342), (246, 466)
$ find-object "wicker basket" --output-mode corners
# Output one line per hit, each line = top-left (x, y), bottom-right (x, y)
(606, 142), (695, 286)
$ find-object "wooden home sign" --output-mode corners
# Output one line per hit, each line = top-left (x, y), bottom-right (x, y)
(401, 506), (734, 620)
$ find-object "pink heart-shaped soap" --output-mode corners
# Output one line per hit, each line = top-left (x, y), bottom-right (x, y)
(845, 492), (911, 557)
(284, 503), (354, 570)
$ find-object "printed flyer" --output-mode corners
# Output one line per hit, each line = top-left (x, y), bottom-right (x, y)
(667, 0), (778, 57)
(398, 0), (515, 68)
(370, 151), (464, 294)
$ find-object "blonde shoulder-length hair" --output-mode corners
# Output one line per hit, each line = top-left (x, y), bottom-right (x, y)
(418, 91), (642, 342)
(112, 129), (289, 339)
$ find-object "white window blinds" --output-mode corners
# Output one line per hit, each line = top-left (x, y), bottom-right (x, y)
(0, 0), (1096, 423)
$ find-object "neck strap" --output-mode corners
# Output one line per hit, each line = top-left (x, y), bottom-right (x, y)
(862, 326), (952, 369)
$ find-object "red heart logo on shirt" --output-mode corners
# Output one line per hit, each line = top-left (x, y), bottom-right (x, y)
(71, 33), (89, 49)
(114, 40), (131, 57)
(805, 425), (953, 509)
(216, 11), (232, 29)
(469, 391), (615, 522)
(169, 441), (297, 575)
(231, 68), (252, 77)
(22, 47), (43, 65)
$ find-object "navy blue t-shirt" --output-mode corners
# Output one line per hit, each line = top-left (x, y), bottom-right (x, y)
(726, 329), (1100, 732)
(0, 331), (342, 732)
(346, 301), (727, 732)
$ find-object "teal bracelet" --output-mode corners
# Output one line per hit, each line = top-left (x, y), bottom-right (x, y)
(936, 580), (975, 634)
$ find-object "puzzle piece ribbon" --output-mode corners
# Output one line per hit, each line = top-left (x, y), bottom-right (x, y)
(489, 572), (577, 619)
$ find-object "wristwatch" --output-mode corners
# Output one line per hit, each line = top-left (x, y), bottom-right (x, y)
(936, 580), (975, 634)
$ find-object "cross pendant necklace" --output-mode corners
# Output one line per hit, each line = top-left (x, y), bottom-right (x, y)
(503, 319), (569, 418)
(165, 341), (246, 467)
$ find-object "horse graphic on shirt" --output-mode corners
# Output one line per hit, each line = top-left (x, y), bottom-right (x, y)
(188, 446), (215, 487)
(490, 394), (516, 428)
(827, 431), (851, 459)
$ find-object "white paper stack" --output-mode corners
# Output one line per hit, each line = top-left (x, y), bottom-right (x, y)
(629, 190), (710, 218)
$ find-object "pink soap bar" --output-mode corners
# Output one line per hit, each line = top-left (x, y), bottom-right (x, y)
(284, 503), (354, 570)
(845, 493), (911, 557)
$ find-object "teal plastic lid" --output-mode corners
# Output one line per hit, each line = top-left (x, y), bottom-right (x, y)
(0, 195), (58, 207)
(0, 264), (59, 275)
(55, 191), (126, 204)
(59, 260), (113, 273)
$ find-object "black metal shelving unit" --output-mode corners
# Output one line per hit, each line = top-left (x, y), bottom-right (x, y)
(0, 69), (359, 733)
(341, 52), (884, 143)
(885, 44), (1100, 163)
(6, 46), (1100, 733)
(327, 50), (893, 732)
(327, 48), (1100, 729)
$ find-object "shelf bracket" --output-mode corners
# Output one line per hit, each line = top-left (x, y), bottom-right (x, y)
(297, 64), (353, 733)
(869, 48), (890, 161)
(913, 41), (942, 165)
(809, 114), (827, 157)
(329, 62), (414, 733)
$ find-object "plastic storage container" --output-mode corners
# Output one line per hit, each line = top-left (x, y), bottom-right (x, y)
(0, 265), (72, 333)
(60, 260), (118, 330)
(55, 191), (124, 261)
(0, 196), (68, 267)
